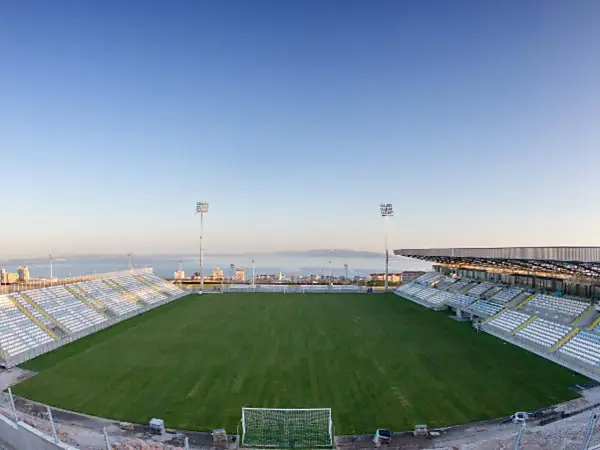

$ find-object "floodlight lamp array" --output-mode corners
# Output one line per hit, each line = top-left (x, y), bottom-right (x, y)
(379, 203), (394, 217)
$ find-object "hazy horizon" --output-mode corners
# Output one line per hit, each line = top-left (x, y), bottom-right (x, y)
(2, 1), (599, 256)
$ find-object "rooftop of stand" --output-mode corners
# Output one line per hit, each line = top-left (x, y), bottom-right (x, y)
(394, 247), (600, 279)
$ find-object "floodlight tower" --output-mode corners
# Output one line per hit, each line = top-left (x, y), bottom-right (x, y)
(196, 202), (209, 292)
(344, 263), (349, 281)
(127, 253), (132, 271)
(252, 259), (256, 286)
(230, 264), (235, 283)
(379, 204), (394, 291)
(49, 254), (53, 281)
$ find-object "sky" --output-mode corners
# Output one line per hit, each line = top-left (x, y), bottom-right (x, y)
(1, 0), (600, 257)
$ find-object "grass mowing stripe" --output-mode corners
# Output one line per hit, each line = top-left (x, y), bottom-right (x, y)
(14, 293), (586, 434)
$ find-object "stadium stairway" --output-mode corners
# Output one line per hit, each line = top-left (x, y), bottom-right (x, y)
(550, 328), (581, 353)
(572, 305), (597, 328)
(587, 316), (600, 331)
(7, 295), (59, 340)
(514, 293), (536, 309)
(102, 279), (147, 307)
(20, 293), (70, 336)
(71, 284), (112, 311)
(483, 308), (507, 324)
(511, 315), (537, 335)
(64, 285), (112, 319)
(134, 274), (170, 297)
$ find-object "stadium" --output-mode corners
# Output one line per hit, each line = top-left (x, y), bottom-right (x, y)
(3, 247), (600, 449)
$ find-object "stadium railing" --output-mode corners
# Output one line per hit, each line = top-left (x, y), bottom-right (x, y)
(224, 284), (365, 294)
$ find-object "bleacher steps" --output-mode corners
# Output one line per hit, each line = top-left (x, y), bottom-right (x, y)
(72, 285), (106, 308)
(102, 279), (148, 307)
(64, 286), (109, 318)
(515, 293), (535, 309)
(588, 315), (600, 332)
(483, 308), (507, 325)
(7, 296), (58, 340)
(550, 327), (581, 353)
(20, 293), (69, 336)
(511, 315), (537, 335)
(572, 304), (596, 327)
(134, 275), (170, 297)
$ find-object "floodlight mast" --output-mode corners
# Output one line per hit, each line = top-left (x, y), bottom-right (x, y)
(196, 202), (209, 292)
(379, 204), (394, 291)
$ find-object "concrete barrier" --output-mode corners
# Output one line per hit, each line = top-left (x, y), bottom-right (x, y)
(0, 412), (78, 450)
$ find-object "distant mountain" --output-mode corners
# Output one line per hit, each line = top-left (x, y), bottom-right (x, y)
(273, 249), (385, 258)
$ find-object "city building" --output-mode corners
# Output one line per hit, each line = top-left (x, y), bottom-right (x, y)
(212, 268), (223, 281)
(174, 270), (185, 280)
(0, 268), (6, 284)
(370, 272), (402, 283)
(235, 268), (245, 281)
(5, 273), (18, 283)
(401, 271), (427, 283)
(17, 266), (30, 282)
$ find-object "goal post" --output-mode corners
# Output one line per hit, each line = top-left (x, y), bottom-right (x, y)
(241, 408), (333, 448)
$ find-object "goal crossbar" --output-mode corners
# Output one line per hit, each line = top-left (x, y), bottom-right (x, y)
(241, 407), (333, 448)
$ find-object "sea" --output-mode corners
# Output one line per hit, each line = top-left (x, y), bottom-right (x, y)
(0, 254), (432, 280)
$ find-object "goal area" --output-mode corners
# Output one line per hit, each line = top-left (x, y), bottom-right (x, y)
(241, 408), (333, 448)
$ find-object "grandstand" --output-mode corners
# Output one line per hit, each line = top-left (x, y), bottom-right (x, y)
(394, 246), (600, 381)
(0, 269), (185, 367)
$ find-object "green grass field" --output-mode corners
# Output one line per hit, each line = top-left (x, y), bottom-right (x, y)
(14, 293), (586, 434)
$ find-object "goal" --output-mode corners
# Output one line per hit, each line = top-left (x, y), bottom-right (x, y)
(241, 408), (333, 448)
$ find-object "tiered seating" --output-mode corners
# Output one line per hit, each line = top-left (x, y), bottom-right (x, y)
(489, 286), (524, 304)
(30, 287), (107, 333)
(487, 310), (530, 333)
(528, 294), (589, 319)
(484, 285), (503, 298)
(413, 287), (442, 301)
(396, 283), (426, 296)
(447, 279), (472, 293)
(449, 294), (477, 309)
(467, 282), (495, 297)
(558, 331), (600, 367)
(0, 295), (53, 358)
(516, 318), (571, 348)
(413, 273), (444, 286)
(10, 293), (55, 331)
(434, 277), (457, 290)
(468, 300), (504, 318)
(428, 291), (455, 306)
(83, 280), (141, 316)
(114, 275), (167, 305)
(140, 273), (185, 296)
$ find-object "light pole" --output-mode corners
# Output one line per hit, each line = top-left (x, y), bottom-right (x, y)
(196, 202), (209, 292)
(128, 253), (132, 271)
(344, 263), (349, 282)
(379, 203), (394, 292)
(252, 259), (256, 287)
(329, 260), (332, 286)
(49, 254), (53, 283)
(230, 264), (235, 284)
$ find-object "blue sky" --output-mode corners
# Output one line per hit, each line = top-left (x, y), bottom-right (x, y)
(1, 1), (600, 257)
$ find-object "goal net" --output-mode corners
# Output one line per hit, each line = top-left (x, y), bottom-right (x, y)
(241, 408), (333, 448)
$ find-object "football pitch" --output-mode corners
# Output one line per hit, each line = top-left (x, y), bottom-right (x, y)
(14, 293), (586, 434)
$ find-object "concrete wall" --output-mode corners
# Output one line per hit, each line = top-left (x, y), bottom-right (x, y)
(0, 413), (79, 450)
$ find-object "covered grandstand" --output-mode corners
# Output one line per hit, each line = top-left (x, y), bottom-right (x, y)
(394, 247), (600, 382)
